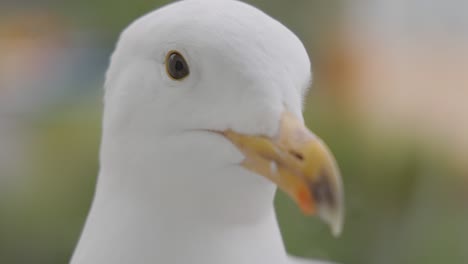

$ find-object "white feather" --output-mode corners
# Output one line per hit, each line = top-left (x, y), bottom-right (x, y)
(71, 1), (330, 263)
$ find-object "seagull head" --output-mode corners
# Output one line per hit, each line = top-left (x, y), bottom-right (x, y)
(101, 0), (344, 236)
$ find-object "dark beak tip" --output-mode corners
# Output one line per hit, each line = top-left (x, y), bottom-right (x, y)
(310, 168), (344, 237)
(311, 170), (336, 208)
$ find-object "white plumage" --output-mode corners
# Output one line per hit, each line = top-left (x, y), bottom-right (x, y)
(71, 1), (338, 263)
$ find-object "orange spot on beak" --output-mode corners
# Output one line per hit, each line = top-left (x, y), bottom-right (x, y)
(296, 186), (315, 215)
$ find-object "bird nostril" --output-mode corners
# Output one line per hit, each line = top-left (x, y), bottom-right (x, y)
(289, 150), (304, 161)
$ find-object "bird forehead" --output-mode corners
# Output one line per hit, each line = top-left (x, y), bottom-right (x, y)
(117, 0), (311, 91)
(122, 0), (308, 63)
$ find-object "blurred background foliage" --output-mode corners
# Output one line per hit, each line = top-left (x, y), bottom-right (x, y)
(0, 0), (467, 263)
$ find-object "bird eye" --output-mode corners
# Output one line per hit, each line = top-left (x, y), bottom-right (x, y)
(165, 51), (189, 80)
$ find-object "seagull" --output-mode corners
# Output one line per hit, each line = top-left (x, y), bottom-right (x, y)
(71, 0), (344, 263)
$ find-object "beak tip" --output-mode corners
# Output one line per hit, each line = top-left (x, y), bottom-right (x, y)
(330, 212), (343, 237)
(311, 168), (345, 237)
(317, 168), (344, 236)
(318, 202), (344, 237)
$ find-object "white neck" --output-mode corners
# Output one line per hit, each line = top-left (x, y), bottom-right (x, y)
(71, 130), (289, 264)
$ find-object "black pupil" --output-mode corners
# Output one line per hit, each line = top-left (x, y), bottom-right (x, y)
(167, 52), (189, 80)
(175, 60), (184, 71)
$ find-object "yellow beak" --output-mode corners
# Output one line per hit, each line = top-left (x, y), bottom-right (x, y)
(221, 111), (344, 236)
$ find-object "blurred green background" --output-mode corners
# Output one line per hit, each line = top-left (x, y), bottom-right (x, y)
(1, 0), (467, 263)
